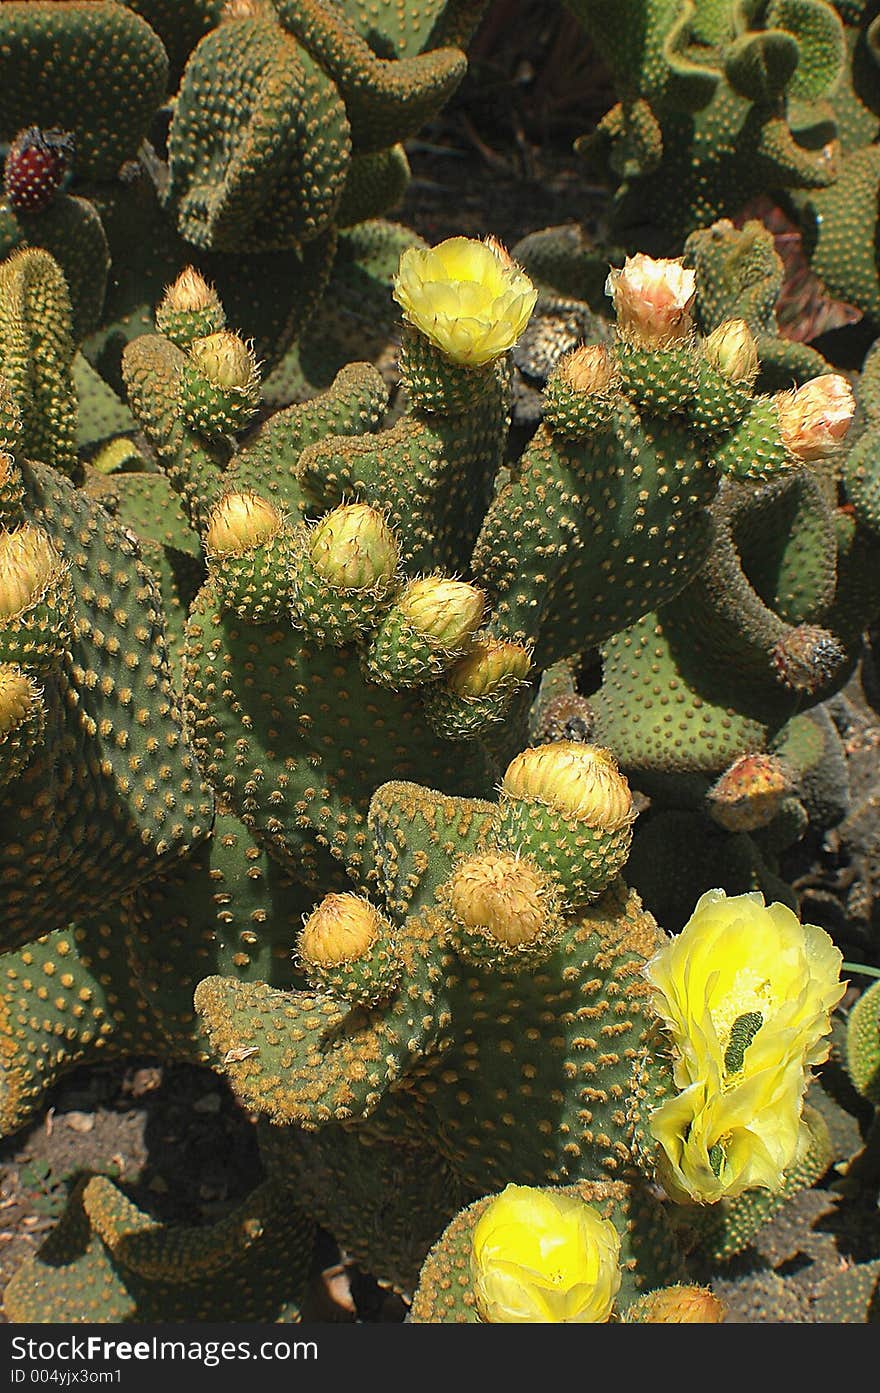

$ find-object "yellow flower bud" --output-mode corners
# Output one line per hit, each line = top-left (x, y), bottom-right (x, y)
(397, 577), (485, 649)
(0, 663), (41, 737)
(445, 637), (531, 696)
(205, 492), (281, 555)
(0, 524), (62, 617)
(189, 331), (258, 391)
(393, 236), (537, 367)
(704, 319), (759, 385)
(309, 503), (398, 591)
(447, 851), (556, 948)
(556, 344), (615, 395)
(471, 1184), (622, 1323)
(776, 374), (855, 462)
(299, 893), (383, 967)
(502, 742), (634, 832)
(605, 253), (696, 347)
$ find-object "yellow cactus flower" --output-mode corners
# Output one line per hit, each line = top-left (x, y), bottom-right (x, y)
(471, 1184), (621, 1323)
(643, 889), (844, 1203)
(649, 1065), (811, 1204)
(393, 236), (537, 367)
(644, 889), (844, 1091)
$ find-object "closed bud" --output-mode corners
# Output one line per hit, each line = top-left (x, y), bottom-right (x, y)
(605, 254), (696, 347)
(205, 492), (281, 555)
(0, 524), (62, 616)
(162, 267), (219, 316)
(446, 637), (531, 697)
(777, 374), (855, 462)
(704, 319), (759, 385)
(556, 344), (615, 395)
(707, 752), (789, 832)
(309, 503), (398, 591)
(157, 269), (226, 349)
(0, 663), (41, 737)
(299, 893), (384, 967)
(448, 851), (557, 948)
(189, 331), (258, 392)
(625, 1284), (725, 1323)
(502, 742), (634, 832)
(398, 577), (485, 649)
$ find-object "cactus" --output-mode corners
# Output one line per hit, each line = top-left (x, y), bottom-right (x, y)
(410, 1180), (690, 1322)
(4, 1174), (314, 1323)
(0, 0), (488, 398)
(0, 181), (876, 1327)
(571, 0), (844, 249)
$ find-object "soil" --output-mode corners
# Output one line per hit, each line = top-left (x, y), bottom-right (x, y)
(3, 0), (880, 1325)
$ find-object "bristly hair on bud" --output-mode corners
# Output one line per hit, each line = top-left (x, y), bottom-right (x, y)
(704, 319), (759, 386)
(557, 344), (615, 395)
(298, 892), (383, 968)
(205, 491), (282, 555)
(771, 625), (846, 694)
(502, 742), (635, 832)
(0, 524), (63, 617)
(308, 503), (399, 592)
(776, 374), (856, 462)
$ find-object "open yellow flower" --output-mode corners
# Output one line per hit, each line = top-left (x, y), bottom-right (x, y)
(649, 1059), (809, 1203)
(644, 888), (844, 1091)
(644, 889), (844, 1203)
(392, 236), (537, 367)
(471, 1184), (621, 1322)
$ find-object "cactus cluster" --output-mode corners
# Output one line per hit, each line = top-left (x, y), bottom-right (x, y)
(2, 2), (880, 1324)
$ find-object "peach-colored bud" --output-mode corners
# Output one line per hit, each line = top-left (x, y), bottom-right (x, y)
(605, 254), (696, 347)
(777, 374), (855, 462)
(557, 344), (615, 395)
(162, 267), (218, 315)
(625, 1284), (726, 1323)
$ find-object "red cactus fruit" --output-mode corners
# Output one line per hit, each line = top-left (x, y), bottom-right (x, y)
(3, 127), (74, 213)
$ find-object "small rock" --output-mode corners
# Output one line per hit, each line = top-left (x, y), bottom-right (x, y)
(131, 1067), (163, 1098)
(64, 1111), (95, 1133)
